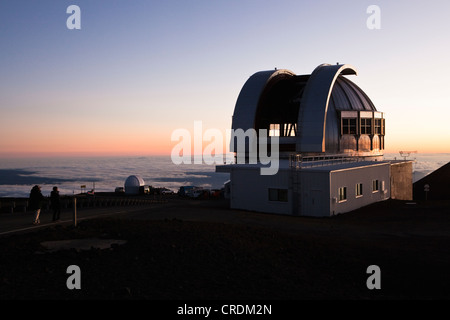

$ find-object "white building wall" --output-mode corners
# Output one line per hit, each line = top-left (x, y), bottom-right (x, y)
(226, 162), (392, 217)
(330, 163), (390, 215)
(298, 171), (331, 217)
(230, 168), (292, 215)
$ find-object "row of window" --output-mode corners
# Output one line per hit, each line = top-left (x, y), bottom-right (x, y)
(268, 180), (382, 203)
(268, 123), (297, 137)
(338, 180), (381, 202)
(267, 118), (384, 137)
(342, 118), (385, 135)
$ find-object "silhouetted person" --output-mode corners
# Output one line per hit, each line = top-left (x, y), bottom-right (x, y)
(29, 185), (45, 225)
(50, 186), (61, 222)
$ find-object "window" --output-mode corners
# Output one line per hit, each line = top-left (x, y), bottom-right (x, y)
(374, 119), (382, 134)
(282, 123), (297, 137)
(342, 118), (357, 135)
(338, 187), (347, 202)
(372, 180), (379, 192)
(356, 183), (363, 197)
(270, 123), (297, 137)
(269, 124), (280, 137)
(268, 188), (288, 202)
(360, 118), (372, 135)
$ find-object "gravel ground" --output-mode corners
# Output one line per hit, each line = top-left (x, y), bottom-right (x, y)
(0, 198), (449, 300)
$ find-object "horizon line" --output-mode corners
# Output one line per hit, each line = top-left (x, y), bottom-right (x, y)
(1, 150), (450, 159)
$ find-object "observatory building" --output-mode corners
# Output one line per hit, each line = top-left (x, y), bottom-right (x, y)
(216, 63), (412, 217)
(124, 175), (145, 195)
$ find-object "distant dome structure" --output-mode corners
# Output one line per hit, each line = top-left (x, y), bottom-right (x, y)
(124, 175), (145, 195)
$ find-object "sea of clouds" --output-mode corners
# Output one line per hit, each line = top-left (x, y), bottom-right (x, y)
(0, 156), (230, 198)
(0, 153), (448, 198)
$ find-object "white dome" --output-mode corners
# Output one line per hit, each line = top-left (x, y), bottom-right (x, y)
(125, 175), (145, 187)
(124, 175), (145, 194)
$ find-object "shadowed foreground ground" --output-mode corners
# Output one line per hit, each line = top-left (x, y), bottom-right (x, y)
(0, 198), (449, 300)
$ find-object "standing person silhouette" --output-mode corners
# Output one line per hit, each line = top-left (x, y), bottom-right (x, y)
(50, 186), (61, 222)
(29, 185), (45, 225)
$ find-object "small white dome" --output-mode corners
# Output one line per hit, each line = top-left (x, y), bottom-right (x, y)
(125, 175), (145, 187)
(124, 175), (145, 194)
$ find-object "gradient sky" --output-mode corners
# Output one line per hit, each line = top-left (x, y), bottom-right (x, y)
(1, 0), (450, 157)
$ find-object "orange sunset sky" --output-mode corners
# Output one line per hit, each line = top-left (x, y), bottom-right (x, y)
(1, 1), (450, 158)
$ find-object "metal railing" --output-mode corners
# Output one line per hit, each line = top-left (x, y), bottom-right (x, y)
(0, 195), (167, 214)
(289, 154), (363, 169)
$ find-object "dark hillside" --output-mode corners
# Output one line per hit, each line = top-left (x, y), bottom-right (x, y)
(413, 162), (450, 200)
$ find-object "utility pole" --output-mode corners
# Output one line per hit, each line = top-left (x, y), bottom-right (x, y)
(73, 197), (77, 227)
